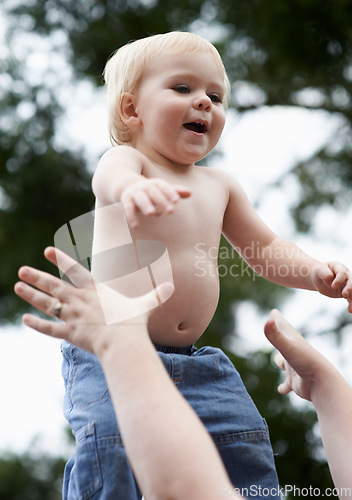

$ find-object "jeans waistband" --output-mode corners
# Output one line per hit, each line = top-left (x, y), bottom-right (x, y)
(153, 343), (195, 355)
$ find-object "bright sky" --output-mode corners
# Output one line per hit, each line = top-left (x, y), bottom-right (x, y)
(0, 7), (351, 458)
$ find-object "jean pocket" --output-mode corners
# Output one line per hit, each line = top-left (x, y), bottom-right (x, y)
(72, 423), (103, 499)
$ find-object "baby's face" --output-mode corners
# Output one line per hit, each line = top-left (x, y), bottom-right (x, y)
(131, 50), (226, 167)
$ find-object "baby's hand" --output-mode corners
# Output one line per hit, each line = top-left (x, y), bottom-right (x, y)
(121, 178), (191, 228)
(312, 261), (352, 312)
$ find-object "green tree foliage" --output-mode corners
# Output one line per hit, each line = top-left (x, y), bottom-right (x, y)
(216, 1), (352, 228)
(0, 43), (94, 321)
(0, 451), (65, 500)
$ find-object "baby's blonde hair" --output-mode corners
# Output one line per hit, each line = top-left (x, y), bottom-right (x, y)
(103, 31), (231, 145)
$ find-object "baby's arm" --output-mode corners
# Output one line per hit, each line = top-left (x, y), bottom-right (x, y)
(92, 147), (191, 228)
(265, 310), (352, 498)
(221, 171), (352, 310)
(257, 239), (352, 311)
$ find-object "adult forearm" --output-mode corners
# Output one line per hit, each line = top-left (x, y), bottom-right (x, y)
(98, 328), (235, 500)
(311, 369), (352, 497)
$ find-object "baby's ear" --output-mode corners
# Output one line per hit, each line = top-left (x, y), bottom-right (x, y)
(119, 92), (141, 127)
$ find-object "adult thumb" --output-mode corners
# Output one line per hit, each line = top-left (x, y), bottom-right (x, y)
(156, 282), (174, 303)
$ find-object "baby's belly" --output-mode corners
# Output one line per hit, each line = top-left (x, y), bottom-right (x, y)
(147, 262), (220, 347)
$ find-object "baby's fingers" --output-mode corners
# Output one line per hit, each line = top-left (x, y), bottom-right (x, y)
(316, 264), (335, 288)
(331, 266), (347, 288)
(152, 183), (192, 214)
(342, 284), (352, 313)
(121, 188), (147, 228)
(160, 183), (181, 204)
(148, 186), (174, 214)
(123, 198), (139, 229)
(341, 271), (352, 293)
(160, 183), (191, 202)
(174, 184), (192, 198)
(132, 191), (156, 216)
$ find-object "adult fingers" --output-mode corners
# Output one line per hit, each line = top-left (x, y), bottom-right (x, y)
(14, 281), (66, 319)
(271, 352), (292, 395)
(147, 282), (174, 309)
(277, 380), (292, 395)
(264, 309), (288, 350)
(273, 352), (286, 371)
(44, 247), (93, 288)
(17, 265), (71, 302)
(96, 281), (174, 325)
(264, 309), (302, 355)
(22, 313), (69, 339)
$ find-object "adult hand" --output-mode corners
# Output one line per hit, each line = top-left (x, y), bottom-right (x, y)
(264, 309), (332, 402)
(14, 246), (174, 354)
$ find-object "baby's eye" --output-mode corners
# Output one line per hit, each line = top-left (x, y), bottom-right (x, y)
(173, 85), (190, 94)
(209, 93), (223, 104)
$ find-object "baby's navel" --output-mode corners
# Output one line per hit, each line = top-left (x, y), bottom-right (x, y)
(178, 322), (186, 332)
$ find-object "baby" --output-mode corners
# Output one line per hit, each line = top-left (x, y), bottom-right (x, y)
(61, 31), (352, 499)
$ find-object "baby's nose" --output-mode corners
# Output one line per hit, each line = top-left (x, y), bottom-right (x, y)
(194, 94), (211, 110)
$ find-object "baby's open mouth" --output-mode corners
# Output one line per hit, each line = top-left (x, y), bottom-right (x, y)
(183, 122), (207, 134)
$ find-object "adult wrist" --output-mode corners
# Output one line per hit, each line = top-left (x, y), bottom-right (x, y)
(95, 322), (149, 361)
(310, 362), (343, 410)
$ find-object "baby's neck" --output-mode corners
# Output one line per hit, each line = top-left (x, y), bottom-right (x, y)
(131, 142), (197, 175)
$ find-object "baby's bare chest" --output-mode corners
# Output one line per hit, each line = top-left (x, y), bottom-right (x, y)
(144, 165), (227, 231)
(133, 176), (227, 253)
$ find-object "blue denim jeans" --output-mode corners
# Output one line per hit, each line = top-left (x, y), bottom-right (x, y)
(61, 341), (280, 499)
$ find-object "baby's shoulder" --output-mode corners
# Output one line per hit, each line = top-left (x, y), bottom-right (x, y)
(100, 145), (146, 163)
(97, 145), (150, 175)
(202, 166), (238, 189)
